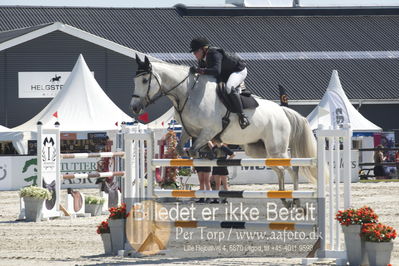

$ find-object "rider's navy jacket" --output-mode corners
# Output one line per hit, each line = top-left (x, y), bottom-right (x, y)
(199, 47), (246, 82)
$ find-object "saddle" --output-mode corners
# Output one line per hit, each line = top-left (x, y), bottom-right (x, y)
(216, 82), (259, 113)
(67, 188), (83, 212)
(212, 82), (259, 143)
(43, 180), (56, 210)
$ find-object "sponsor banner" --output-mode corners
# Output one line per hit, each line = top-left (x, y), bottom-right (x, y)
(18, 71), (93, 98)
(0, 157), (12, 190)
(60, 157), (101, 189)
(0, 156), (101, 191)
(60, 133), (77, 140)
(19, 72), (70, 98)
(0, 156), (37, 190)
(180, 150), (359, 185)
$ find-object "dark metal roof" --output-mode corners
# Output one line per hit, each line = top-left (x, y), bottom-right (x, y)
(0, 5), (399, 102)
(0, 23), (51, 44)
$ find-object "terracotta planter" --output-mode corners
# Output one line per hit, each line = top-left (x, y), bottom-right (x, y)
(100, 233), (112, 255)
(85, 203), (103, 216)
(23, 197), (44, 222)
(108, 219), (126, 255)
(342, 224), (368, 265)
(365, 241), (393, 266)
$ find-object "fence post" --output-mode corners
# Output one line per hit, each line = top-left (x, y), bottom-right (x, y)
(316, 124), (326, 258)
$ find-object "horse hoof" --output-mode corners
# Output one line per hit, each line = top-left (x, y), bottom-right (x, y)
(188, 148), (198, 158)
(176, 146), (185, 157)
(281, 199), (293, 209)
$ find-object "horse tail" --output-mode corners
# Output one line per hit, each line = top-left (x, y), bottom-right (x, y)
(281, 107), (318, 184)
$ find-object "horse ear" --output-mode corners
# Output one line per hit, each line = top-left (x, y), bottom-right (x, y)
(144, 56), (150, 67)
(135, 54), (142, 65)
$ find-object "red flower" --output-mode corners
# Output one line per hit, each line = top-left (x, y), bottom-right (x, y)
(336, 206), (378, 226)
(96, 220), (110, 234)
(361, 223), (397, 242)
(108, 203), (127, 220)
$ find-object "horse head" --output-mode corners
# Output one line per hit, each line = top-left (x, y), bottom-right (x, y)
(130, 55), (162, 114)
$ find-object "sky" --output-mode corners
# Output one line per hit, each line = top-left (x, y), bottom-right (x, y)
(1, 0), (398, 7)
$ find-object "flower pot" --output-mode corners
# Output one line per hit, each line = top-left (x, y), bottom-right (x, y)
(23, 197), (44, 222)
(85, 203), (103, 216)
(100, 233), (112, 255)
(109, 219), (126, 255)
(342, 224), (368, 265)
(365, 241), (393, 266)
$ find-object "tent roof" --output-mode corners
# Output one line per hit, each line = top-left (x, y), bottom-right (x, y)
(0, 125), (11, 132)
(307, 70), (382, 132)
(13, 54), (134, 132)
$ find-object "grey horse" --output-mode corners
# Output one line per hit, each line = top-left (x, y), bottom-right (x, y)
(130, 55), (318, 196)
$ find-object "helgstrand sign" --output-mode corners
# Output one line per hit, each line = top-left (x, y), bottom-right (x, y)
(18, 71), (93, 98)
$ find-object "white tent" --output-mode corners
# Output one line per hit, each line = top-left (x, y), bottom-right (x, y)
(0, 54), (135, 154)
(0, 125), (33, 154)
(307, 70), (382, 132)
(13, 54), (133, 132)
(0, 125), (10, 131)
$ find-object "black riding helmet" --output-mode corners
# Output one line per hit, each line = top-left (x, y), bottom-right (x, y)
(190, 37), (209, 52)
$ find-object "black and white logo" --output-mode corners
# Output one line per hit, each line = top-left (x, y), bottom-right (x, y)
(0, 165), (7, 181)
(49, 74), (61, 83)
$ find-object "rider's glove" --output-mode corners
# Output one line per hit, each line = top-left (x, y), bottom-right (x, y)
(189, 66), (198, 74)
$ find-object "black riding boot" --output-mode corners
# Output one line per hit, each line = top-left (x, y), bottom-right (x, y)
(229, 91), (250, 129)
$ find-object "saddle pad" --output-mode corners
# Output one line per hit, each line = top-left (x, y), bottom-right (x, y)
(67, 188), (83, 212)
(71, 191), (83, 212)
(216, 84), (259, 112)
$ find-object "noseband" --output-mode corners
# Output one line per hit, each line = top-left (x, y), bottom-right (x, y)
(132, 69), (161, 108)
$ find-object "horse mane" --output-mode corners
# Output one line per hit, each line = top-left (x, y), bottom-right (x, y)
(152, 61), (189, 71)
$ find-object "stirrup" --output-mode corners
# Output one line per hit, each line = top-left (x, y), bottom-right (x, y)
(239, 115), (250, 129)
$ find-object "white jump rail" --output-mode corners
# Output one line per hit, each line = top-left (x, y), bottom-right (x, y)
(123, 124), (353, 264)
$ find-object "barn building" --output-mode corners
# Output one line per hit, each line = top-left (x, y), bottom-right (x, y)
(0, 5), (399, 131)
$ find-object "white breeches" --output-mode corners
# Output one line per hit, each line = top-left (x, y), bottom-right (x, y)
(226, 67), (247, 94)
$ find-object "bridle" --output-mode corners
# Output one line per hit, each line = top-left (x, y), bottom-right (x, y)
(132, 66), (193, 110)
(132, 65), (200, 139)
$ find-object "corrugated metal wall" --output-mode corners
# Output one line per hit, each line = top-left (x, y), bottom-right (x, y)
(0, 31), (171, 127)
(0, 52), (5, 125)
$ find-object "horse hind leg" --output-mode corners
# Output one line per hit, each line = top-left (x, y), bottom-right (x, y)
(286, 166), (301, 208)
(270, 166), (292, 209)
(286, 166), (309, 217)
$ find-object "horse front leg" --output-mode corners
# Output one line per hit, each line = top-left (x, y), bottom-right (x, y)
(176, 128), (190, 157)
(189, 128), (218, 158)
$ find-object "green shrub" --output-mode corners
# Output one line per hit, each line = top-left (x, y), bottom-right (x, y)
(85, 195), (105, 205)
(19, 186), (52, 200)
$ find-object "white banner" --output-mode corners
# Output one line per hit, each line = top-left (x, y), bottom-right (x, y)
(0, 157), (12, 190)
(0, 156), (100, 191)
(18, 72), (70, 98)
(18, 71), (93, 98)
(0, 156), (37, 190)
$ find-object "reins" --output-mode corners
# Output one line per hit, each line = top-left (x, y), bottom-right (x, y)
(132, 68), (199, 138)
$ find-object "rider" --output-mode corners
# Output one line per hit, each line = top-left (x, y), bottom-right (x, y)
(189, 37), (250, 129)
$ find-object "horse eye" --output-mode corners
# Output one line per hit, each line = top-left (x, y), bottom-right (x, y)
(143, 78), (148, 84)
